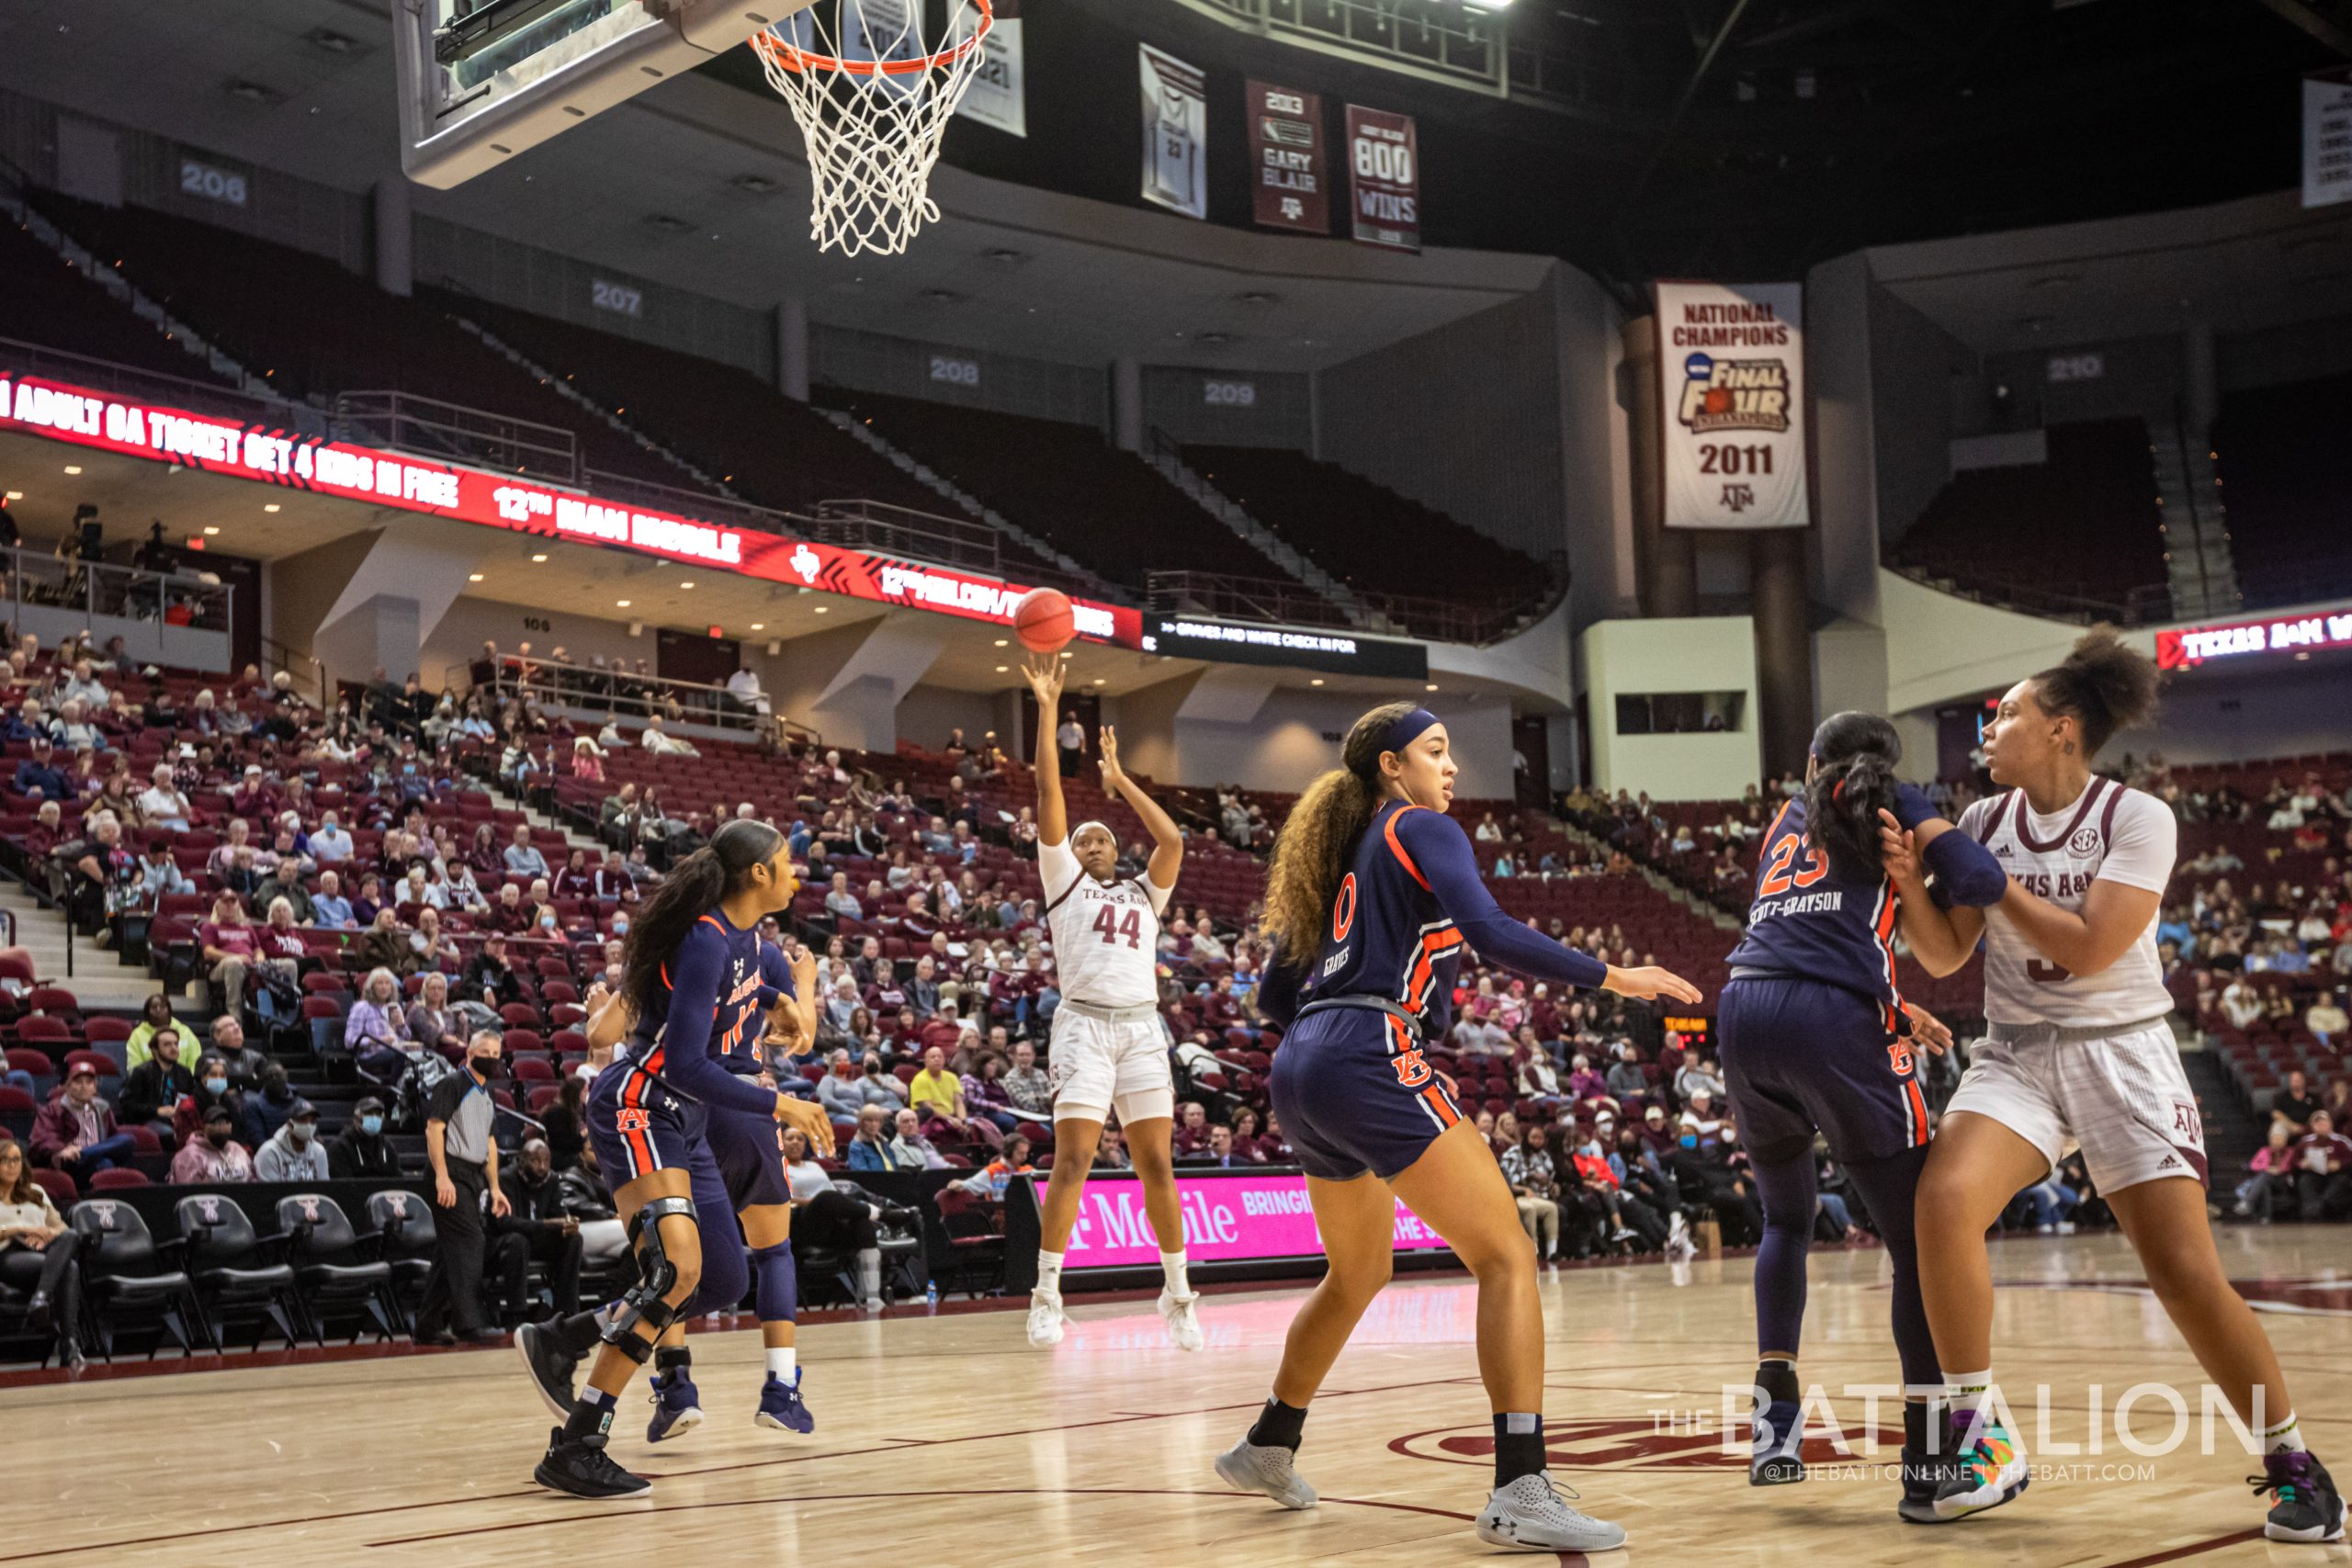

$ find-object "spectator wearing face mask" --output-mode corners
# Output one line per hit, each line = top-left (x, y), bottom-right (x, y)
(330, 1097), (401, 1179)
(168, 1103), (257, 1182)
(491, 1139), (582, 1325)
(254, 1100), (330, 1180)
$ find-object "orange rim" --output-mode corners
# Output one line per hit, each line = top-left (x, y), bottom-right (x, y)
(752, 0), (993, 76)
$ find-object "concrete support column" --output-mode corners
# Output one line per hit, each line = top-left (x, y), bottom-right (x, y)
(372, 180), (413, 298)
(1751, 526), (1814, 779)
(776, 296), (810, 403)
(1622, 317), (1695, 618)
(1112, 355), (1145, 454)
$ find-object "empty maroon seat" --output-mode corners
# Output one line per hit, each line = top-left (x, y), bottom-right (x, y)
(89, 1168), (149, 1190)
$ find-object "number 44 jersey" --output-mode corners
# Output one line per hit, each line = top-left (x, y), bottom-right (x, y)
(1040, 834), (1173, 1009)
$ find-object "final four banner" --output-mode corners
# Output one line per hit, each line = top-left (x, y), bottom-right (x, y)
(1654, 281), (1810, 530)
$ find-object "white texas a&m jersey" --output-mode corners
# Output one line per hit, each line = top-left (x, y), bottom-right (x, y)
(1040, 835), (1173, 1010)
(1958, 776), (2176, 1030)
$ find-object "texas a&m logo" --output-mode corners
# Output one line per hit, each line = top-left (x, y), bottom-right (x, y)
(1720, 482), (1757, 513)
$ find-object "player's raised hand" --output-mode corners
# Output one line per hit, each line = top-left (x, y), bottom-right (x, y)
(1097, 725), (1125, 790)
(1878, 809), (1920, 882)
(1022, 650), (1064, 707)
(1603, 964), (1704, 1007)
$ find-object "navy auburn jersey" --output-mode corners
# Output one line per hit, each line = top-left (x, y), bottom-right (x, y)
(621, 909), (793, 1116)
(1724, 798), (1904, 1028)
(1280, 799), (1607, 1038)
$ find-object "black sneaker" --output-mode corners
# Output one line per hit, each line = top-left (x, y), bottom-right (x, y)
(534, 1427), (650, 1499)
(1899, 1446), (1958, 1524)
(2253, 1450), (2349, 1543)
(516, 1321), (583, 1419)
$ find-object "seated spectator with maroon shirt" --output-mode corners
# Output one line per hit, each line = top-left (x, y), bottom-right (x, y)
(32, 1062), (135, 1178)
(2293, 1110), (2352, 1222)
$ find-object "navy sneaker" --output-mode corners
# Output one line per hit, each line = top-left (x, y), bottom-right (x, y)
(645, 1369), (704, 1443)
(1750, 1398), (1805, 1485)
(1899, 1446), (1958, 1524)
(755, 1369), (814, 1435)
(2253, 1450), (2348, 1543)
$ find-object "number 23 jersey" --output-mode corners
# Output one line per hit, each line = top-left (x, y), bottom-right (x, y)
(1958, 776), (2175, 1030)
(1041, 835), (1173, 1009)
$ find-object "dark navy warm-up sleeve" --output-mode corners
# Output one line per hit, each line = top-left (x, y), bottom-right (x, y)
(1894, 783), (2007, 908)
(1258, 954), (1302, 1029)
(1396, 809), (1611, 992)
(657, 920), (782, 1116)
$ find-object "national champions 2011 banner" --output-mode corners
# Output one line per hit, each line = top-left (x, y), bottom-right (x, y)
(1654, 281), (1809, 530)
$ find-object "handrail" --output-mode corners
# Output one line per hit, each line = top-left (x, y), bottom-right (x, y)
(333, 389), (582, 487)
(264, 635), (328, 709)
(1149, 558), (1566, 648)
(0, 333), (305, 431)
(451, 652), (819, 751)
(1886, 560), (2172, 627)
(0, 539), (234, 634)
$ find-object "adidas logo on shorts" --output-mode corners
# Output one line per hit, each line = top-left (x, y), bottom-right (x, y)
(2158, 1155), (2181, 1169)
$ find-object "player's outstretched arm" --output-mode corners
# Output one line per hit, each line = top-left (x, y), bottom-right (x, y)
(1098, 725), (1182, 893)
(1995, 877), (2162, 980)
(1398, 806), (1701, 1005)
(1878, 810), (1984, 976)
(1022, 652), (1068, 846)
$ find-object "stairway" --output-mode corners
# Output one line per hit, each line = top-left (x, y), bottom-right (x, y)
(2150, 422), (2241, 617)
(1140, 434), (1367, 624)
(0, 880), (164, 1010)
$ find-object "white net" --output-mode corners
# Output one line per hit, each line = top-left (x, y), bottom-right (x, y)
(752, 0), (994, 258)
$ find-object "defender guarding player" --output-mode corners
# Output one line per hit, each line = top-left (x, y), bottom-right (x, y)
(1216, 702), (1701, 1553)
(516, 819), (833, 1498)
(1890, 630), (2344, 1543)
(1718, 712), (2006, 1517)
(1019, 653), (1203, 1352)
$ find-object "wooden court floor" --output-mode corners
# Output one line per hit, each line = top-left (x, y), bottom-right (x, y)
(6, 1228), (2349, 1568)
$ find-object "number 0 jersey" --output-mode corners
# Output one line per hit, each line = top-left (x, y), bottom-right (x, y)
(1724, 798), (1905, 1027)
(1956, 777), (2175, 1029)
(1041, 835), (1173, 1009)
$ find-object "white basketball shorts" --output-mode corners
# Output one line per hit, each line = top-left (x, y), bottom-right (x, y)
(1945, 1019), (2207, 1194)
(1047, 1009), (1174, 1126)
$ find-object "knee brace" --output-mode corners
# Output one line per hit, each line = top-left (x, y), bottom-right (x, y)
(752, 1240), (797, 1325)
(603, 1195), (697, 1358)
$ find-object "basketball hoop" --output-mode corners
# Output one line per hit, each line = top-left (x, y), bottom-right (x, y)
(751, 0), (994, 257)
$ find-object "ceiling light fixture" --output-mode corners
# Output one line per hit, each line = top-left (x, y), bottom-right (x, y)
(530, 552), (548, 562)
(62, 465), (81, 475)
(468, 572), (484, 582)
(616, 598), (631, 607)
(263, 502), (281, 513)
(203, 525), (221, 536)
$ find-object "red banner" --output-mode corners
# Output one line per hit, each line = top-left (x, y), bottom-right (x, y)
(0, 369), (1140, 648)
(2156, 610), (2352, 671)
(1345, 105), (1420, 252)
(1248, 80), (1328, 233)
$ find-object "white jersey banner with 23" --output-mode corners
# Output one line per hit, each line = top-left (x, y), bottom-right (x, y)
(1654, 280), (1810, 531)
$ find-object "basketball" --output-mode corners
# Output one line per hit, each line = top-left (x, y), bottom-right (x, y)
(1012, 586), (1075, 653)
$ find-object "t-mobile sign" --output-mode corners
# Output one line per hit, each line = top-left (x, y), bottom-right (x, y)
(1056, 1169), (1449, 1270)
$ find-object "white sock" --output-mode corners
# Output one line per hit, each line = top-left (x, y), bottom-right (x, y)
(766, 1346), (796, 1380)
(2264, 1414), (2307, 1454)
(857, 1247), (882, 1301)
(1160, 1250), (1191, 1297)
(1037, 1249), (1064, 1295)
(1944, 1370), (1993, 1416)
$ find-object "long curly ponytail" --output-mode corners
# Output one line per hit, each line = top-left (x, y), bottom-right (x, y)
(1803, 711), (1903, 882)
(1261, 701), (1417, 968)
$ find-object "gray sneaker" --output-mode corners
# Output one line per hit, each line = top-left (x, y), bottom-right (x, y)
(1476, 1472), (1627, 1551)
(1215, 1438), (1318, 1510)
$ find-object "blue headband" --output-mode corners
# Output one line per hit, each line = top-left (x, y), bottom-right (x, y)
(1382, 706), (1441, 757)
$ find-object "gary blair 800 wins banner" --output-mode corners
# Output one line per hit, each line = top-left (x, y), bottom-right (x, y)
(1654, 281), (1809, 530)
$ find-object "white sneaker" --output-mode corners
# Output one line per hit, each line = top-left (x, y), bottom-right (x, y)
(1215, 1438), (1317, 1509)
(2054, 1221), (2076, 1235)
(1159, 1288), (1204, 1351)
(1476, 1472), (1626, 1551)
(1666, 1211), (1697, 1260)
(1026, 1287), (1066, 1347)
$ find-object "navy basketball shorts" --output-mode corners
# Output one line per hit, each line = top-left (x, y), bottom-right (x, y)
(1271, 1006), (1466, 1182)
(1717, 976), (1932, 1167)
(586, 1058), (703, 1188)
(704, 1089), (794, 1211)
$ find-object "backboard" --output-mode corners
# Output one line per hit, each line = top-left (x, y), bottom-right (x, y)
(393, 0), (818, 188)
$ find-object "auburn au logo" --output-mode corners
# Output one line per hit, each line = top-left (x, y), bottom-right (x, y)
(615, 1107), (651, 1133)
(1393, 1047), (1431, 1088)
(1886, 1041), (1915, 1077)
